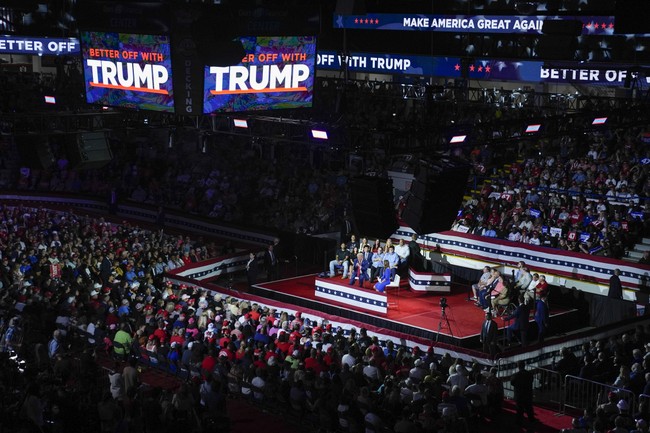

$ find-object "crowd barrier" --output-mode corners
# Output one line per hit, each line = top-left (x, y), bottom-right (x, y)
(563, 375), (638, 416)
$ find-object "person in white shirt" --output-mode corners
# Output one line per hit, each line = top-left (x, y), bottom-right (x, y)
(341, 347), (358, 368)
(514, 267), (532, 295)
(409, 358), (427, 383)
(472, 266), (492, 301)
(446, 365), (469, 392)
(507, 227), (522, 242)
(362, 359), (382, 383)
(524, 273), (540, 304)
(528, 233), (541, 246)
(395, 239), (410, 274)
(464, 374), (489, 407)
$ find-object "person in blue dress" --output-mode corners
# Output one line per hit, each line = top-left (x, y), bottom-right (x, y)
(374, 260), (392, 293)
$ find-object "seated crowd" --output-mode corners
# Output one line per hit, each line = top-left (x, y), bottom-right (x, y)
(455, 127), (650, 260)
(556, 325), (650, 433)
(11, 134), (351, 236)
(0, 207), (511, 433)
(3, 76), (608, 241)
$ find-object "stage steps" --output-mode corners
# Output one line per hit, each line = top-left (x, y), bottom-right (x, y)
(627, 237), (650, 263)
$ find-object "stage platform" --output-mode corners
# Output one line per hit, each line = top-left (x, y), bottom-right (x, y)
(247, 274), (579, 347)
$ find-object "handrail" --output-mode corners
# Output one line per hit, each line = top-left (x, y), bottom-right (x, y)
(563, 374), (638, 415)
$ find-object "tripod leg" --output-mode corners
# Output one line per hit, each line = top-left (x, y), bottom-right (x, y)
(445, 316), (453, 337)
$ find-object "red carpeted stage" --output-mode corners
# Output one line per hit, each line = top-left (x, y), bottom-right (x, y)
(247, 274), (578, 348)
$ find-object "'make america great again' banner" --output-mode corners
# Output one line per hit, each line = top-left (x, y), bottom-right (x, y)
(316, 50), (650, 86)
(333, 13), (616, 36)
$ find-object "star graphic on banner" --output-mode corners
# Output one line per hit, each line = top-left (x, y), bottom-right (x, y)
(454, 64), (461, 71)
(609, 23), (614, 29)
(354, 18), (359, 23)
(364, 18), (369, 24)
(469, 65), (475, 72)
(478, 66), (483, 72)
(601, 22), (606, 29)
(586, 22), (592, 28)
(375, 19), (379, 24)
(485, 66), (491, 73)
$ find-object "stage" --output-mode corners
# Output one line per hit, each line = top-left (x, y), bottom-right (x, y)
(247, 274), (579, 348)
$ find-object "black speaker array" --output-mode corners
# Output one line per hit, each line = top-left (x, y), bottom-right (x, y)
(615, 0), (650, 35)
(15, 134), (54, 169)
(401, 164), (470, 235)
(536, 19), (582, 60)
(335, 0), (367, 15)
(349, 177), (399, 240)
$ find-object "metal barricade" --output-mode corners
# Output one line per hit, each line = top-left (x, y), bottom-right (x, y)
(533, 366), (564, 414)
(499, 363), (564, 414)
(563, 375), (637, 415)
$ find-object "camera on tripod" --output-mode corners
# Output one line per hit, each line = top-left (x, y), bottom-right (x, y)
(439, 297), (448, 311)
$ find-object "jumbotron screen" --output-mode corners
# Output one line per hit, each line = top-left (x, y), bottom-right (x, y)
(203, 36), (316, 113)
(80, 31), (174, 113)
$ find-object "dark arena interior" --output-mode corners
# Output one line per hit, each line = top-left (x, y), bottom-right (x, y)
(1, 1), (650, 432)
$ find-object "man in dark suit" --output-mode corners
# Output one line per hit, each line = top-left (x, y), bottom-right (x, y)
(408, 233), (425, 272)
(511, 360), (536, 425)
(264, 244), (279, 281)
(348, 251), (371, 288)
(534, 298), (549, 343)
(246, 252), (259, 287)
(480, 311), (498, 358)
(504, 294), (531, 347)
(608, 268), (623, 299)
(99, 251), (114, 284)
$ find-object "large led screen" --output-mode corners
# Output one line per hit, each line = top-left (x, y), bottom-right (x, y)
(203, 36), (316, 113)
(80, 32), (174, 112)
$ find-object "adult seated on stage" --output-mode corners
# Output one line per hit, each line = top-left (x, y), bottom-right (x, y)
(370, 246), (385, 281)
(477, 269), (501, 309)
(535, 275), (550, 301)
(524, 273), (540, 304)
(373, 260), (392, 293)
(489, 271), (510, 312)
(384, 245), (400, 280)
(346, 234), (360, 253)
(359, 237), (370, 252)
(471, 266), (492, 302)
(349, 252), (371, 287)
(329, 243), (350, 279)
(514, 267), (533, 300)
(394, 239), (410, 274)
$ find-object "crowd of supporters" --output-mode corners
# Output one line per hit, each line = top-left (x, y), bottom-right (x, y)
(4, 73), (650, 252)
(10, 132), (351, 236)
(0, 206), (515, 433)
(557, 325), (650, 433)
(454, 127), (650, 259)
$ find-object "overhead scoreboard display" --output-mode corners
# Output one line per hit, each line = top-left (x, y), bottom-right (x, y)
(80, 31), (175, 113)
(203, 36), (316, 113)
